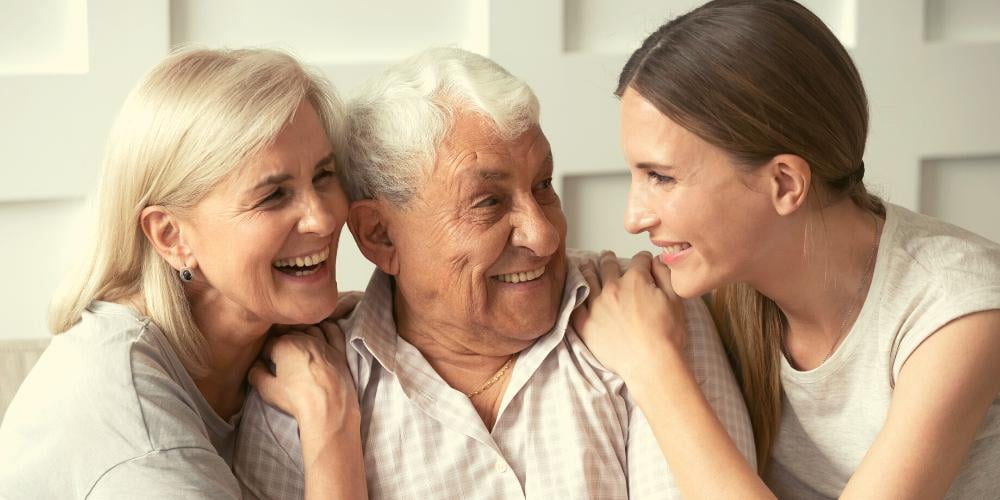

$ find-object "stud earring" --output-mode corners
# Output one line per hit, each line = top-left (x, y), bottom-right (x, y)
(179, 267), (194, 282)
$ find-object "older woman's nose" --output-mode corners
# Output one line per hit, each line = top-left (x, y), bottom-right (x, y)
(297, 192), (339, 236)
(624, 184), (658, 234)
(511, 200), (560, 257)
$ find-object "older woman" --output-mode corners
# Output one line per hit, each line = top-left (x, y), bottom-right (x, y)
(0, 49), (364, 499)
(235, 47), (754, 499)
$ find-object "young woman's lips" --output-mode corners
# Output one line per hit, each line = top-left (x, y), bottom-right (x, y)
(657, 242), (692, 266)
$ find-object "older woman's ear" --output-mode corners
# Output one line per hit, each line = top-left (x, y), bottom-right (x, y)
(139, 205), (195, 272)
(347, 199), (400, 276)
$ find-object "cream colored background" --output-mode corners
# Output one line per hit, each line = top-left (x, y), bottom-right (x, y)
(1, 0), (998, 341)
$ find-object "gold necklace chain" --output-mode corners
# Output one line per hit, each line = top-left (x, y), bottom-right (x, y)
(466, 354), (517, 398)
(783, 213), (882, 366)
(823, 214), (881, 362)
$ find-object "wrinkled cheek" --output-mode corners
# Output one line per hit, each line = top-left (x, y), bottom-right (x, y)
(245, 258), (278, 315)
(461, 272), (489, 319)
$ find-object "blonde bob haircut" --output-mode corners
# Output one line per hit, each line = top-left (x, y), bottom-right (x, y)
(49, 47), (345, 376)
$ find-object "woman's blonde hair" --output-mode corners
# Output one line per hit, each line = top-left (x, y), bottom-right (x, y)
(48, 47), (345, 376)
(617, 0), (882, 470)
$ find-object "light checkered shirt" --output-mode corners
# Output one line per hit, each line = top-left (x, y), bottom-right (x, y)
(234, 253), (755, 499)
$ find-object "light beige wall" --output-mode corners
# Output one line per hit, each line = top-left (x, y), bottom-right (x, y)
(2, 0), (998, 341)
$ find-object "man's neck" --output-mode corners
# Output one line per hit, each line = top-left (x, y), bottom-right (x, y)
(392, 287), (532, 396)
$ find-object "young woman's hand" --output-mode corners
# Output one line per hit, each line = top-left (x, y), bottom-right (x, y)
(573, 251), (688, 384)
(248, 321), (359, 432)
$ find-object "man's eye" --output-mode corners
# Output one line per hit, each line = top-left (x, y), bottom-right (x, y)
(648, 171), (675, 184)
(314, 169), (336, 183)
(474, 197), (500, 208)
(535, 178), (553, 191)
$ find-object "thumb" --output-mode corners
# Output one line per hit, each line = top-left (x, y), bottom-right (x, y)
(247, 360), (274, 391)
(651, 258), (679, 300)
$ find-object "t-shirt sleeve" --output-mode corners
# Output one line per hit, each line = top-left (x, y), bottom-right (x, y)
(625, 297), (757, 498)
(232, 389), (306, 500)
(87, 447), (240, 499)
(891, 284), (1000, 382)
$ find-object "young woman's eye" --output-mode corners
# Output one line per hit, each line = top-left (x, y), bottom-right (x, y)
(648, 171), (675, 184)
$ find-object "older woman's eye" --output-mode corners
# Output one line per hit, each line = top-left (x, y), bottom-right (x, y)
(260, 187), (287, 206)
(648, 171), (675, 184)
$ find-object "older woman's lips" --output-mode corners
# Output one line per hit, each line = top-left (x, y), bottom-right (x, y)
(273, 247), (331, 280)
(492, 266), (545, 284)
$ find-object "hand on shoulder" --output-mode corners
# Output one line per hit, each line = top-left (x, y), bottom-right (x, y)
(248, 322), (359, 432)
(572, 251), (688, 385)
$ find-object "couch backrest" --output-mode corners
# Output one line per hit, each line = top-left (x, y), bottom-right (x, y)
(0, 338), (50, 422)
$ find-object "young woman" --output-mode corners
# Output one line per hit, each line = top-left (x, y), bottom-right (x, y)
(575, 1), (1000, 498)
(0, 49), (364, 499)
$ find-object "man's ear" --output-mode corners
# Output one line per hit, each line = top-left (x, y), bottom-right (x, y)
(766, 154), (811, 216)
(347, 199), (400, 276)
(140, 206), (196, 272)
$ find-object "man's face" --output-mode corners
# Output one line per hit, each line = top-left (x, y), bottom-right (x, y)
(386, 112), (568, 354)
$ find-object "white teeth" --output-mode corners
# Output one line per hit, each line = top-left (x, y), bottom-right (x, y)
(663, 243), (691, 254)
(494, 266), (545, 284)
(274, 247), (330, 269)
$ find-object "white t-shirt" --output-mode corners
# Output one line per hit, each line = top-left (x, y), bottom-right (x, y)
(765, 203), (1000, 499)
(0, 302), (242, 499)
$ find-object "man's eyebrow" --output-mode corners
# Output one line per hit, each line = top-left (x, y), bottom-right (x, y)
(475, 169), (510, 181)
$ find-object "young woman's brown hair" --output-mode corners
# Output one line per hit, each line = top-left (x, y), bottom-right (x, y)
(615, 0), (883, 469)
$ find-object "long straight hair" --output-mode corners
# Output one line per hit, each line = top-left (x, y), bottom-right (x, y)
(616, 0), (882, 470)
(48, 48), (344, 376)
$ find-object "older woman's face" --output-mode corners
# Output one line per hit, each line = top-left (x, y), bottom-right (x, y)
(390, 112), (567, 351)
(181, 102), (348, 325)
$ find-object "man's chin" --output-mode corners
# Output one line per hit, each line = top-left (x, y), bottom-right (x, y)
(503, 309), (561, 341)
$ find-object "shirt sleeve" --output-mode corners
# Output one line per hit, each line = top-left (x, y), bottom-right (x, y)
(625, 297), (757, 498)
(232, 390), (306, 500)
(87, 447), (240, 500)
(891, 285), (1000, 382)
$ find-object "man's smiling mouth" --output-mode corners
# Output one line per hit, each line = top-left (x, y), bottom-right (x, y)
(492, 266), (545, 284)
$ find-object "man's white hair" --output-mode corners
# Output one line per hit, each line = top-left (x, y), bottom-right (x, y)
(344, 47), (540, 204)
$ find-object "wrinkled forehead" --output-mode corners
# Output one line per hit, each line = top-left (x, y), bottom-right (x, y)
(430, 113), (548, 183)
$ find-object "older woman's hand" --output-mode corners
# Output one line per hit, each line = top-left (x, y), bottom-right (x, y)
(248, 323), (359, 431)
(572, 251), (688, 384)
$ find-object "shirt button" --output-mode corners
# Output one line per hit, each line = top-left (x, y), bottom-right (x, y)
(494, 458), (508, 473)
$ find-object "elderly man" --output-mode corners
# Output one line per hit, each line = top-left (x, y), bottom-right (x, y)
(235, 48), (754, 499)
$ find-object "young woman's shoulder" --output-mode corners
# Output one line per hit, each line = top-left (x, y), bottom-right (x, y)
(886, 203), (1000, 291)
(880, 204), (1000, 379)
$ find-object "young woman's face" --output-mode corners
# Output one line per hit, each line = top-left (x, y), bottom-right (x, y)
(181, 102), (349, 325)
(619, 87), (781, 298)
